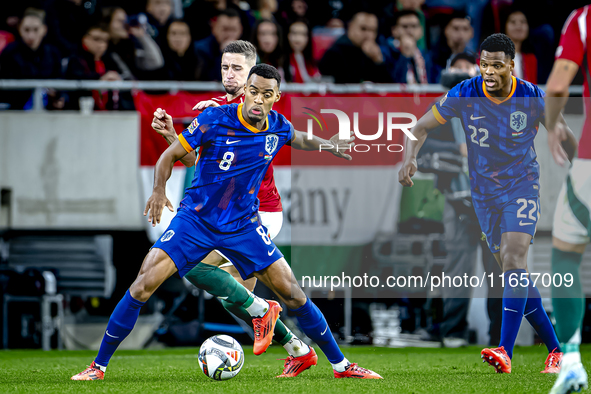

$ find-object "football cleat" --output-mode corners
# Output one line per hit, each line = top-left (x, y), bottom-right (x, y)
(549, 361), (588, 394)
(334, 363), (383, 379)
(481, 346), (511, 373)
(252, 300), (282, 355)
(276, 348), (318, 377)
(541, 349), (563, 374)
(70, 361), (104, 380)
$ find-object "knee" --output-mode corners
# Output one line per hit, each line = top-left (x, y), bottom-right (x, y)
(284, 296), (307, 311)
(130, 275), (158, 302)
(501, 250), (528, 272)
(129, 281), (150, 302)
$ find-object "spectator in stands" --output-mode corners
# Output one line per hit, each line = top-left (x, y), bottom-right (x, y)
(65, 24), (135, 110)
(318, 11), (391, 83)
(251, 19), (285, 77)
(102, 7), (164, 80)
(251, 0), (279, 22)
(0, 8), (63, 110)
(277, 0), (309, 28)
(44, 0), (103, 57)
(423, 0), (487, 52)
(284, 19), (319, 83)
(430, 12), (473, 83)
(194, 8), (243, 81)
(183, 1), (252, 42)
(387, 0), (427, 51)
(145, 0), (173, 46)
(160, 20), (198, 80)
(381, 10), (433, 84)
(503, 8), (537, 84)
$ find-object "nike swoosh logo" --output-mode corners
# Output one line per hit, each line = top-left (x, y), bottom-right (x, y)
(470, 115), (486, 120)
(105, 330), (119, 339)
(226, 139), (240, 144)
(519, 221), (533, 226)
(321, 325), (328, 335)
(268, 248), (276, 256)
(504, 307), (518, 313)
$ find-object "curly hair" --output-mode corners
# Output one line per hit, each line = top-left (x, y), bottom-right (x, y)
(480, 33), (516, 60)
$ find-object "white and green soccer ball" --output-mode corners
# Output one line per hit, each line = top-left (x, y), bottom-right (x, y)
(198, 335), (244, 381)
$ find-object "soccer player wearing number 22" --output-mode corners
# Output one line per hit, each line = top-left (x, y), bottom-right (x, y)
(400, 33), (577, 374)
(71, 64), (381, 380)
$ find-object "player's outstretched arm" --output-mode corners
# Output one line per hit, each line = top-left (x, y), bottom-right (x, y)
(152, 108), (197, 167)
(398, 109), (441, 187)
(545, 59), (579, 166)
(144, 141), (188, 227)
(192, 100), (220, 111)
(289, 128), (355, 160)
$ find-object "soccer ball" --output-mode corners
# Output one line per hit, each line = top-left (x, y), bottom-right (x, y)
(198, 335), (244, 381)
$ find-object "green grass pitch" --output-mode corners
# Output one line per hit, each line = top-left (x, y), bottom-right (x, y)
(1, 345), (588, 393)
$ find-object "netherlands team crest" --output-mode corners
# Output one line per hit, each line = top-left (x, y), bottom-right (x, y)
(510, 111), (527, 133)
(265, 134), (279, 155)
(161, 230), (175, 242)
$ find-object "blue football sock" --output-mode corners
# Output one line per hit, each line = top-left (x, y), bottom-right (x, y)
(290, 298), (344, 364)
(95, 290), (145, 367)
(499, 269), (528, 359)
(524, 279), (561, 353)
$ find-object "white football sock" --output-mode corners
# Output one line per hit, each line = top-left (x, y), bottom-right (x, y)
(283, 337), (310, 358)
(562, 351), (582, 368)
(94, 362), (107, 372)
(331, 357), (350, 372)
(245, 296), (270, 317)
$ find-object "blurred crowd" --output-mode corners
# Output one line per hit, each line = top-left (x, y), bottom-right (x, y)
(0, 0), (586, 110)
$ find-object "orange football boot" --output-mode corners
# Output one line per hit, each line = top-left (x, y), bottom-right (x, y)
(481, 346), (512, 373)
(252, 300), (282, 355)
(334, 363), (383, 379)
(541, 349), (563, 373)
(276, 348), (318, 377)
(71, 361), (105, 380)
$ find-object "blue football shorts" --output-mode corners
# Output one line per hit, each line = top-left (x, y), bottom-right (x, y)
(474, 192), (540, 254)
(152, 208), (284, 279)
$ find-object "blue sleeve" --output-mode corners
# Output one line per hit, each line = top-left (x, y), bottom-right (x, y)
(432, 83), (462, 124)
(178, 107), (217, 152)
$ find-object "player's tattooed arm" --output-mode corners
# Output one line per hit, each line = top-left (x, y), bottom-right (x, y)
(398, 109), (441, 187)
(144, 141), (188, 227)
(545, 59), (580, 166)
(152, 108), (197, 167)
(288, 128), (355, 160)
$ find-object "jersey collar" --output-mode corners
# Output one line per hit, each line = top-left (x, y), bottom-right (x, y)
(482, 75), (517, 104)
(238, 103), (269, 133)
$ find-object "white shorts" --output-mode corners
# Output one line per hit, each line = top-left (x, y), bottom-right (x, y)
(552, 159), (591, 245)
(218, 211), (284, 268)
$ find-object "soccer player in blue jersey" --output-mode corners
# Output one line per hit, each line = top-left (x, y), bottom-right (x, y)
(399, 33), (576, 374)
(71, 64), (382, 380)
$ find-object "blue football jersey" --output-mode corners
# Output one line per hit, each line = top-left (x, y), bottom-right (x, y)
(432, 75), (545, 204)
(177, 103), (293, 233)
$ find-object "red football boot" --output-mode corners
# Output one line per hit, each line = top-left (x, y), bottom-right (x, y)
(541, 349), (563, 373)
(334, 363), (383, 379)
(481, 346), (512, 373)
(276, 348), (319, 377)
(252, 300), (282, 355)
(71, 361), (105, 380)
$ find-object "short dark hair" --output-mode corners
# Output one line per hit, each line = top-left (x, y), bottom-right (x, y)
(218, 8), (240, 19)
(85, 23), (109, 36)
(392, 10), (420, 27)
(247, 63), (281, 88)
(450, 52), (476, 67)
(223, 40), (257, 65)
(480, 33), (515, 60)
